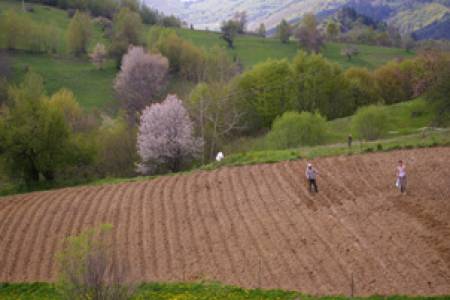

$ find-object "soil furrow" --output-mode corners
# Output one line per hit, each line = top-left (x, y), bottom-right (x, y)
(0, 191), (51, 280)
(16, 189), (74, 281)
(164, 175), (184, 280)
(140, 179), (157, 280)
(284, 161), (399, 293)
(247, 165), (321, 291)
(205, 169), (240, 285)
(230, 167), (282, 288)
(192, 171), (223, 280)
(111, 183), (134, 280)
(266, 163), (348, 293)
(128, 181), (148, 280)
(146, 178), (162, 280)
(182, 173), (204, 280)
(153, 176), (172, 280)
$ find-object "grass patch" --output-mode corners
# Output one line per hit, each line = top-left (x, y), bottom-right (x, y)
(176, 28), (414, 70)
(10, 52), (117, 109)
(321, 43), (415, 69)
(1, 282), (449, 300)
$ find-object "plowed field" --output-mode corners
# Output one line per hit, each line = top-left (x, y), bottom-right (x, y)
(1, 148), (450, 296)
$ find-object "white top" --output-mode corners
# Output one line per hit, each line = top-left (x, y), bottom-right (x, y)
(216, 152), (224, 162)
(397, 165), (406, 177)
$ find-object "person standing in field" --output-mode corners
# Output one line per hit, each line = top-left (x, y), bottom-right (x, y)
(396, 160), (407, 194)
(305, 163), (319, 193)
(348, 134), (353, 149)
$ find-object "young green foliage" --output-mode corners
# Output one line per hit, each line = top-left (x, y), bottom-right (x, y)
(266, 111), (328, 149)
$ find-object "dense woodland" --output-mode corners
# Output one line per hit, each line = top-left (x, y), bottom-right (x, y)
(0, 0), (449, 191)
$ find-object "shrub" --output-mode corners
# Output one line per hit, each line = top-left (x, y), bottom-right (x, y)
(0, 73), (82, 184)
(95, 113), (138, 178)
(266, 111), (328, 150)
(66, 11), (92, 56)
(57, 224), (134, 300)
(352, 105), (388, 140)
(89, 43), (108, 70)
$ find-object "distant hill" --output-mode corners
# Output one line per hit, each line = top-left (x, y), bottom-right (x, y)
(144, 0), (450, 40)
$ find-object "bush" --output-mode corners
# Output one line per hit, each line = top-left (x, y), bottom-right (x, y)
(266, 111), (328, 150)
(352, 105), (388, 140)
(57, 224), (135, 300)
(66, 11), (92, 56)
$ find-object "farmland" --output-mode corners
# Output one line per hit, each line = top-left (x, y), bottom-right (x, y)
(0, 147), (449, 296)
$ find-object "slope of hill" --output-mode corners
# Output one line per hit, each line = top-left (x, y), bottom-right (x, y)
(145, 0), (450, 39)
(0, 147), (449, 296)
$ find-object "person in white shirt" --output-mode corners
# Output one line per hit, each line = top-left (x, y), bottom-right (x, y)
(396, 160), (407, 194)
(216, 152), (224, 162)
(305, 163), (319, 193)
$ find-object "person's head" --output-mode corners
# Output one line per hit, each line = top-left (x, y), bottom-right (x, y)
(307, 163), (312, 169)
(398, 160), (403, 166)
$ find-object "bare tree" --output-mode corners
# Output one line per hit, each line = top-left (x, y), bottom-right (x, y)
(188, 83), (244, 162)
(220, 20), (240, 48)
(295, 13), (324, 53)
(137, 94), (203, 174)
(57, 224), (135, 300)
(89, 43), (108, 70)
(341, 45), (359, 60)
(257, 23), (266, 38)
(233, 11), (247, 34)
(114, 46), (168, 123)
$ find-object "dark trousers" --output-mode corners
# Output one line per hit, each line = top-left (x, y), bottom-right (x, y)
(308, 179), (318, 193)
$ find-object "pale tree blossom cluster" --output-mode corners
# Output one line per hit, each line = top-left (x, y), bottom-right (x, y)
(114, 46), (169, 123)
(89, 43), (108, 70)
(137, 95), (203, 174)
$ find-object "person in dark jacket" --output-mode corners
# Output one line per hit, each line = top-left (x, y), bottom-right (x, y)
(305, 163), (318, 193)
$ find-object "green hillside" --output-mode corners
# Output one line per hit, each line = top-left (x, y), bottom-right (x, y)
(1, 0), (414, 110)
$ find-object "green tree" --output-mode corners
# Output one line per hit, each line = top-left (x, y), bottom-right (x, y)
(0, 10), (23, 50)
(95, 112), (138, 177)
(352, 105), (388, 140)
(292, 51), (353, 119)
(426, 58), (450, 125)
(373, 61), (409, 104)
(234, 59), (295, 130)
(155, 32), (206, 81)
(266, 111), (328, 149)
(345, 67), (381, 108)
(110, 7), (143, 66)
(277, 19), (291, 44)
(326, 22), (339, 41)
(0, 72), (74, 184)
(66, 11), (92, 56)
(220, 20), (240, 48)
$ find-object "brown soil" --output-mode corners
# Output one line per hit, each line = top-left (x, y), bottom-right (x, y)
(0, 147), (449, 296)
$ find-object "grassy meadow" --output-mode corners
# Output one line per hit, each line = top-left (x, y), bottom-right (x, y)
(1, 0), (415, 110)
(1, 282), (449, 300)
